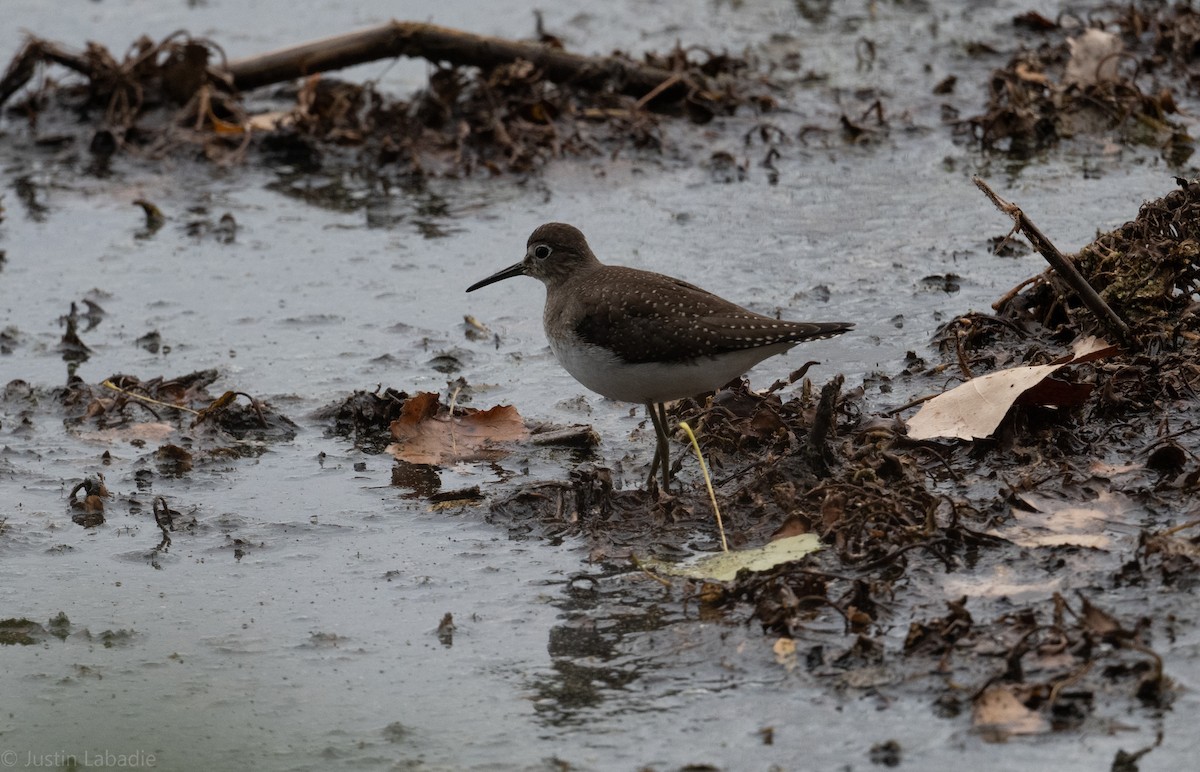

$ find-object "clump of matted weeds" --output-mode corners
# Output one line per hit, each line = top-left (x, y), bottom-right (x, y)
(1, 27), (769, 176)
(941, 177), (1200, 436)
(62, 369), (297, 449)
(963, 5), (1197, 162)
(908, 177), (1200, 500)
(692, 379), (1000, 640)
(1, 33), (248, 163)
(914, 174), (1200, 527)
(249, 40), (765, 176)
(313, 385), (411, 453)
(480, 377), (864, 554)
(995, 177), (1200, 347)
(907, 592), (1170, 739)
(291, 61), (660, 176)
(478, 372), (995, 577)
(286, 66), (649, 176)
(679, 378), (985, 565)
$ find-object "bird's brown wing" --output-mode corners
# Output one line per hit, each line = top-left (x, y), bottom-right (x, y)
(571, 268), (851, 365)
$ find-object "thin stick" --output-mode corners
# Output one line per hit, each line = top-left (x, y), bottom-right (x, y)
(882, 392), (937, 417)
(1156, 517), (1200, 538)
(992, 275), (1040, 311)
(102, 379), (201, 415)
(447, 384), (462, 460)
(633, 73), (682, 110)
(679, 421), (728, 552)
(972, 176), (1131, 345)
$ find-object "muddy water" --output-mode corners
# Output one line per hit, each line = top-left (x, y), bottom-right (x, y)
(2, 0), (1197, 770)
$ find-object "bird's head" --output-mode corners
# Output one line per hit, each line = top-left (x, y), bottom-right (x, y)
(466, 222), (599, 292)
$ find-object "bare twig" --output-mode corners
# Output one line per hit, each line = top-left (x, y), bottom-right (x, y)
(973, 176), (1132, 345)
(0, 40), (93, 106)
(991, 275), (1040, 312)
(103, 379), (200, 415)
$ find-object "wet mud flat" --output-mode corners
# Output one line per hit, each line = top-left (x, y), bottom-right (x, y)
(2, 1), (1200, 770)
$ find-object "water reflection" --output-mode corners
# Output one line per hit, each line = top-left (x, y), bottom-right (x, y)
(531, 567), (692, 727)
(266, 166), (463, 238)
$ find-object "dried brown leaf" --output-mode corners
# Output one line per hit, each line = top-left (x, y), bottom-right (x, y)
(388, 392), (528, 465)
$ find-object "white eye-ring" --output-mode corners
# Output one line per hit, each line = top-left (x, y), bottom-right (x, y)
(533, 244), (552, 260)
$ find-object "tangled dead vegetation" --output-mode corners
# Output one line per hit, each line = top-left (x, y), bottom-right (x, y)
(61, 368), (298, 447)
(1, 33), (250, 164)
(993, 177), (1200, 345)
(964, 5), (1199, 163)
(0, 24), (767, 175)
(454, 174), (1200, 744)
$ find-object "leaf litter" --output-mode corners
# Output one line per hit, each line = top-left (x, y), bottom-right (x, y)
(387, 391), (528, 465)
(0, 22), (770, 177)
(5, 3), (1200, 764)
(458, 173), (1198, 753)
(963, 6), (1197, 164)
(4, 368), (296, 553)
(906, 336), (1118, 440)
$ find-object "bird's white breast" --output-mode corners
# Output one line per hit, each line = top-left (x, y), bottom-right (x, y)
(547, 332), (794, 404)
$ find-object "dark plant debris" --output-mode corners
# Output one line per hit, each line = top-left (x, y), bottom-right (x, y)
(993, 176), (1200, 347)
(963, 4), (1199, 163)
(315, 386), (412, 453)
(5, 7), (1199, 754)
(68, 473), (109, 527)
(7, 5), (1197, 179)
(63, 369), (297, 449)
(468, 175), (1198, 741)
(0, 613), (131, 647)
(0, 24), (769, 177)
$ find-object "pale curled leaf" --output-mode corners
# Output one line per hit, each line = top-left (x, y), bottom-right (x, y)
(973, 686), (1049, 741)
(1064, 29), (1124, 87)
(906, 337), (1117, 440)
(773, 637), (798, 672)
(640, 534), (821, 581)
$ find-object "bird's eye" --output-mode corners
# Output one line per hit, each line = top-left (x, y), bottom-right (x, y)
(533, 244), (552, 260)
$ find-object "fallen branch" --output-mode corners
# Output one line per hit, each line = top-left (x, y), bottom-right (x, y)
(222, 21), (702, 104)
(973, 176), (1132, 346)
(0, 24), (744, 174)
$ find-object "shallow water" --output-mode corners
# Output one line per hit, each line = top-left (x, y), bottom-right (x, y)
(2, 1), (1198, 770)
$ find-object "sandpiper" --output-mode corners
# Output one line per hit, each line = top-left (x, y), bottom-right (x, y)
(466, 222), (852, 491)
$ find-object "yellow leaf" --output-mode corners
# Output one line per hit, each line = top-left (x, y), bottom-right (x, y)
(640, 534), (821, 581)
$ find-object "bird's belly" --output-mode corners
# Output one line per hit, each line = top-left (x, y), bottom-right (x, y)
(548, 336), (793, 404)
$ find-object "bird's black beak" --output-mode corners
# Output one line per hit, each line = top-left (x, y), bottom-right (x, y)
(466, 261), (527, 292)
